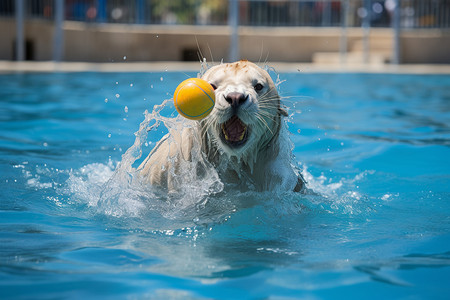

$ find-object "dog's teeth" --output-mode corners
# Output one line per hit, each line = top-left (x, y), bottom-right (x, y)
(238, 128), (246, 141)
(221, 121), (247, 142)
(222, 124), (229, 140)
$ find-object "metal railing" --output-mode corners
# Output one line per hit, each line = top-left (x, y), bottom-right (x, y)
(2, 0), (450, 63)
(1, 0), (449, 28)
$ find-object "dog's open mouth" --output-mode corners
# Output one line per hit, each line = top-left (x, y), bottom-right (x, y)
(220, 115), (249, 147)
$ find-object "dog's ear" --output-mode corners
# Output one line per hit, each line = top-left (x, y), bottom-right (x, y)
(278, 107), (288, 117)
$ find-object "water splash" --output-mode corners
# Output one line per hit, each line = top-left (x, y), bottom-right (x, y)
(48, 64), (380, 230)
(61, 98), (223, 225)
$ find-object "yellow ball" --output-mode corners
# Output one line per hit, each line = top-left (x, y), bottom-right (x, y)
(173, 78), (215, 120)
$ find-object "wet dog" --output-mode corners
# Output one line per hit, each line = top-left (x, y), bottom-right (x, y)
(138, 61), (304, 192)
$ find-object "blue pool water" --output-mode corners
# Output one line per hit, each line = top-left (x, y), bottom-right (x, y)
(1, 69), (449, 299)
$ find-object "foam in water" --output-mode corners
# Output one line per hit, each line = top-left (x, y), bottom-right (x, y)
(90, 98), (223, 220)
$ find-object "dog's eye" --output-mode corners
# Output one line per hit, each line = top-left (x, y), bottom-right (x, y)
(254, 83), (264, 92)
(210, 83), (218, 90)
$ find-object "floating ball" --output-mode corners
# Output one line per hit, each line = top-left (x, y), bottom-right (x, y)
(173, 78), (215, 120)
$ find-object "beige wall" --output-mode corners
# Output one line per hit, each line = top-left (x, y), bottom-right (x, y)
(1, 19), (449, 64)
(401, 30), (450, 64)
(63, 22), (231, 62)
(0, 19), (54, 60)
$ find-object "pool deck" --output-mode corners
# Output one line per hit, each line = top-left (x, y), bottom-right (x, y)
(1, 60), (450, 74)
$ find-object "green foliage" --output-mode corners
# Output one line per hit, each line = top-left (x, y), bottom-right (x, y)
(149, 0), (227, 25)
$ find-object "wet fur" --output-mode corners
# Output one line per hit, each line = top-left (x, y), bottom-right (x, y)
(138, 61), (304, 192)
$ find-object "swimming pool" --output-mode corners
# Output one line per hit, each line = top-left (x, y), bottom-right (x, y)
(1, 68), (449, 299)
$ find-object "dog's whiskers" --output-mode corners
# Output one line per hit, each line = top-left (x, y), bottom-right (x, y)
(254, 112), (274, 135)
(257, 111), (278, 123)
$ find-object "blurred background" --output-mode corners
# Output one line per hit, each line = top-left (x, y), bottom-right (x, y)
(1, 0), (449, 65)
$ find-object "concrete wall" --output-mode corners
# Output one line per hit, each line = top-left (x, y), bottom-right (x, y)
(1, 18), (450, 64)
(401, 29), (450, 64)
(0, 19), (54, 61)
(63, 22), (231, 62)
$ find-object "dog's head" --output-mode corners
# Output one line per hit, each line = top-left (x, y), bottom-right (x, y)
(201, 61), (286, 159)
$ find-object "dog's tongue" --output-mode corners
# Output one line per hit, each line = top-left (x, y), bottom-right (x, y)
(222, 116), (246, 142)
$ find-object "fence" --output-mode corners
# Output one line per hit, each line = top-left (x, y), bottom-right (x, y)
(2, 0), (450, 28)
(2, 0), (450, 62)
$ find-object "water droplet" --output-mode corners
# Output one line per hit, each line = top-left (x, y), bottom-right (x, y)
(381, 194), (391, 201)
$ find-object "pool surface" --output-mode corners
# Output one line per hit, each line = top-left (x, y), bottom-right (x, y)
(1, 68), (450, 299)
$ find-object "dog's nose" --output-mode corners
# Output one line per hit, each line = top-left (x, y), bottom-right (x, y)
(224, 92), (248, 109)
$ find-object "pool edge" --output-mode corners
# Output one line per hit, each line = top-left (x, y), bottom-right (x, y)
(1, 61), (450, 74)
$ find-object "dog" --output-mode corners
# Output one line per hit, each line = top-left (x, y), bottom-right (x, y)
(138, 61), (304, 193)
